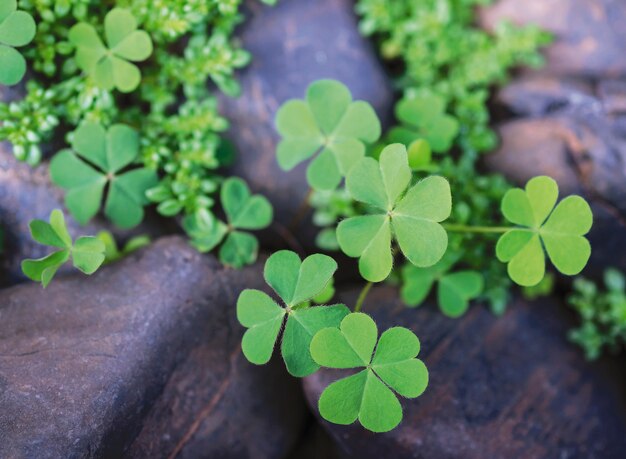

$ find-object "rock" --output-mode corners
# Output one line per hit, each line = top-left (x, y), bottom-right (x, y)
(0, 237), (306, 458)
(219, 0), (393, 251)
(285, 422), (342, 459)
(303, 286), (626, 458)
(485, 76), (626, 276)
(479, 0), (626, 78)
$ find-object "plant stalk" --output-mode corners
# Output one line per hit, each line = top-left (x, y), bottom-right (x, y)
(443, 223), (513, 234)
(354, 281), (373, 313)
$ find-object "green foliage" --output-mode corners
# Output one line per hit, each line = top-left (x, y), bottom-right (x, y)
(0, 0), (36, 85)
(96, 230), (150, 264)
(275, 79), (381, 190)
(183, 177), (272, 268)
(496, 176), (593, 286)
(310, 312), (428, 432)
(401, 253), (483, 317)
(356, 0), (551, 153)
(69, 8), (153, 93)
(337, 144), (451, 282)
(21, 209), (105, 287)
(50, 122), (158, 228)
(388, 95), (459, 153)
(237, 250), (349, 377)
(568, 269), (626, 360)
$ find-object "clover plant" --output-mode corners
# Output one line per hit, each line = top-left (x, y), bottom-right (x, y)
(183, 177), (272, 268)
(401, 253), (483, 318)
(311, 313), (428, 432)
(0, 0), (36, 85)
(388, 95), (459, 153)
(237, 250), (349, 376)
(69, 8), (153, 93)
(50, 121), (158, 228)
(337, 143), (451, 282)
(96, 230), (150, 264)
(21, 210), (105, 287)
(496, 176), (593, 287)
(275, 79), (381, 190)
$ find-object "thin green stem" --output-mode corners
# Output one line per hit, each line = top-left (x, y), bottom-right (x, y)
(443, 223), (514, 234)
(354, 281), (373, 313)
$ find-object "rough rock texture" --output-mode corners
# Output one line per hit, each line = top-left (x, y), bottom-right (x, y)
(303, 286), (626, 459)
(0, 237), (305, 458)
(479, 0), (626, 78)
(219, 0), (393, 251)
(484, 76), (626, 276)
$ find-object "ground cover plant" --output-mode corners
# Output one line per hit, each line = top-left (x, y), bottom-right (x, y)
(2, 0), (601, 437)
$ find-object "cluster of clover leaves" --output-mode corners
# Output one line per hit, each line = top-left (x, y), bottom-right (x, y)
(235, 79), (595, 433)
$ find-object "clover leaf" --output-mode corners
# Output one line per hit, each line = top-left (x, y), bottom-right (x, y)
(401, 254), (484, 318)
(50, 122), (158, 229)
(496, 176), (593, 286)
(388, 95), (459, 154)
(310, 312), (428, 433)
(237, 250), (349, 377)
(69, 8), (153, 93)
(21, 210), (105, 287)
(183, 177), (272, 268)
(337, 143), (451, 282)
(275, 79), (381, 190)
(0, 0), (36, 85)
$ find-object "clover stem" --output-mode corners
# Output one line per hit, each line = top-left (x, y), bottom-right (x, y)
(288, 188), (314, 232)
(442, 223), (512, 234)
(354, 281), (373, 313)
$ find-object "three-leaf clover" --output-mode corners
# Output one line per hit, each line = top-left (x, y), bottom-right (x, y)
(69, 8), (153, 93)
(388, 95), (459, 154)
(496, 176), (593, 286)
(275, 79), (381, 190)
(337, 144), (451, 282)
(310, 312), (428, 433)
(0, 0), (36, 85)
(401, 254), (484, 318)
(50, 122), (158, 229)
(21, 210), (105, 287)
(182, 177), (273, 268)
(237, 250), (349, 377)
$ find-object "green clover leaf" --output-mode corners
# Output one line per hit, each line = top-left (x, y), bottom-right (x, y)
(337, 143), (451, 282)
(401, 254), (484, 318)
(183, 177), (273, 268)
(310, 312), (428, 433)
(237, 250), (349, 377)
(275, 79), (381, 190)
(0, 0), (36, 86)
(388, 95), (459, 154)
(21, 210), (105, 287)
(50, 122), (158, 229)
(496, 176), (593, 286)
(69, 8), (153, 93)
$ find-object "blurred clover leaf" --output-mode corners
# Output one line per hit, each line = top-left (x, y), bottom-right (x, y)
(337, 144), (451, 282)
(496, 176), (593, 286)
(96, 230), (150, 264)
(50, 122), (158, 229)
(310, 312), (428, 433)
(21, 209), (105, 287)
(401, 254), (484, 318)
(69, 8), (153, 93)
(183, 177), (272, 268)
(388, 95), (459, 154)
(237, 250), (349, 377)
(0, 0), (36, 85)
(275, 79), (381, 190)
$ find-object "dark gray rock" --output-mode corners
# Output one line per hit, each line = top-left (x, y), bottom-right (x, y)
(0, 237), (306, 458)
(303, 286), (626, 459)
(219, 0), (393, 251)
(479, 0), (626, 79)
